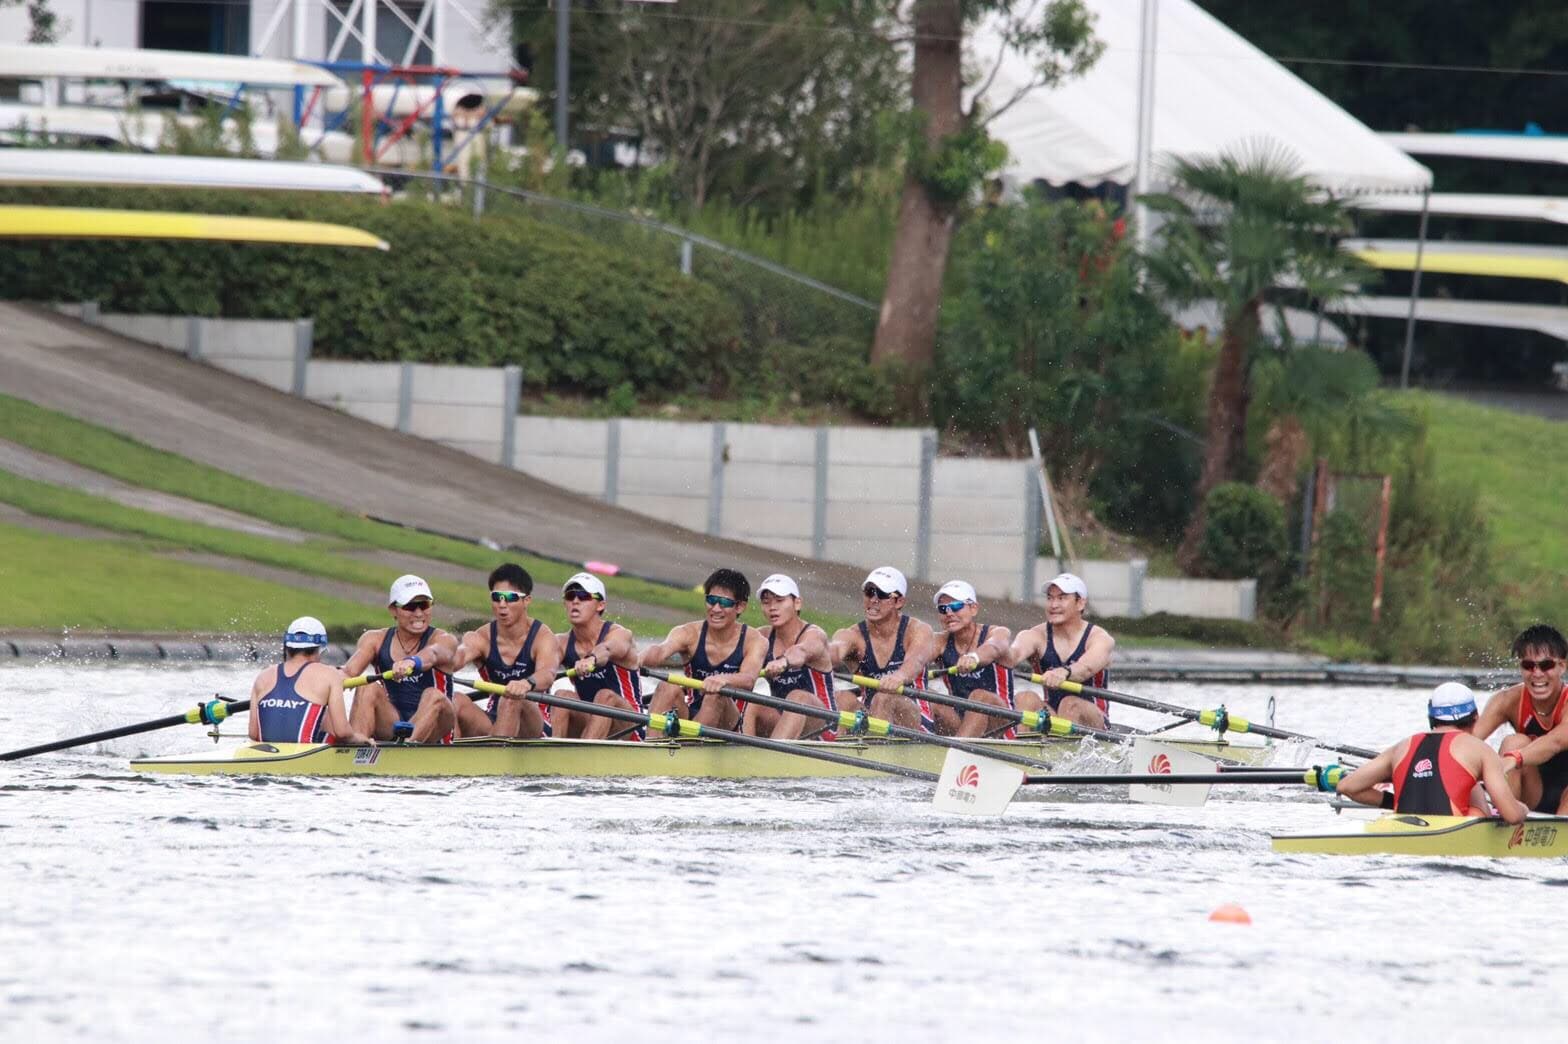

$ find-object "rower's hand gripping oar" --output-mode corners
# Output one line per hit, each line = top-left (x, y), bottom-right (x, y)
(842, 672), (1115, 743)
(452, 675), (943, 784)
(0, 697), (248, 762)
(1014, 670), (1378, 761)
(644, 667), (1062, 773)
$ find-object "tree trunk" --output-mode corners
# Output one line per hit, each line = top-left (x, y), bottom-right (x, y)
(869, 0), (964, 390)
(1255, 413), (1310, 508)
(1177, 302), (1260, 570)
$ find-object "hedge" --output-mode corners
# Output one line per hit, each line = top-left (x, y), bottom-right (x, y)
(0, 186), (745, 396)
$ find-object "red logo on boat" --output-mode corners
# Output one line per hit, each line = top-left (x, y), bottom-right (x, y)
(1509, 825), (1525, 849)
(957, 764), (980, 789)
(1148, 753), (1172, 774)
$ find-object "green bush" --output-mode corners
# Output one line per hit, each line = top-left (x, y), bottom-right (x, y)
(1199, 483), (1287, 580)
(0, 185), (743, 398)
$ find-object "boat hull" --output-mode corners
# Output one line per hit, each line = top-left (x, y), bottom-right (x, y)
(130, 735), (1266, 779)
(1272, 813), (1568, 858)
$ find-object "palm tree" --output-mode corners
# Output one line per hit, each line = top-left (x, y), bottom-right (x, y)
(1142, 143), (1363, 570)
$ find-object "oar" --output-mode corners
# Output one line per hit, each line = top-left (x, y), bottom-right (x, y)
(1023, 765), (1347, 788)
(345, 669), (399, 688)
(0, 697), (245, 761)
(1015, 671), (1378, 760)
(842, 672), (1123, 744)
(644, 667), (1059, 772)
(453, 676), (940, 783)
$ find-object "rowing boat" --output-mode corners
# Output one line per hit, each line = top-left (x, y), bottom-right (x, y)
(130, 734), (1268, 779)
(1271, 813), (1568, 858)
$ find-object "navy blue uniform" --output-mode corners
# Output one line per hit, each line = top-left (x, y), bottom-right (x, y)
(857, 616), (931, 732)
(765, 624), (836, 741)
(477, 619), (542, 724)
(373, 628), (453, 720)
(256, 662), (329, 743)
(940, 625), (1016, 739)
(564, 621), (644, 741)
(1034, 623), (1109, 721)
(685, 622), (748, 719)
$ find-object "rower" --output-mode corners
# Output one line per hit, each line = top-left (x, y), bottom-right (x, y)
(1337, 682), (1527, 823)
(450, 563), (559, 739)
(642, 568), (767, 730)
(753, 573), (837, 740)
(1006, 572), (1113, 729)
(1472, 624), (1568, 814)
(928, 579), (1015, 738)
(829, 566), (936, 731)
(343, 575), (457, 743)
(248, 616), (370, 745)
(552, 572), (645, 741)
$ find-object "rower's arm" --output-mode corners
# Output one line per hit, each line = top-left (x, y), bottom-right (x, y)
(827, 626), (863, 670)
(592, 623), (638, 667)
(419, 631), (459, 671)
(1471, 688), (1514, 740)
(702, 630), (769, 693)
(977, 625), (1012, 667)
(1335, 745), (1400, 808)
(321, 667), (371, 745)
(1521, 716), (1568, 766)
(639, 623), (696, 669)
(450, 628), (490, 672)
(341, 631), (381, 676)
(1003, 628), (1043, 669)
(1472, 739), (1529, 824)
(788, 625), (832, 670)
(247, 668), (267, 741)
(1065, 627), (1115, 683)
(888, 621), (936, 688)
(529, 625), (563, 688)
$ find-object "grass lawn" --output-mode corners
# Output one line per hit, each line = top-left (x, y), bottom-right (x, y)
(0, 390), (859, 630)
(0, 523), (380, 632)
(1416, 392), (1568, 623)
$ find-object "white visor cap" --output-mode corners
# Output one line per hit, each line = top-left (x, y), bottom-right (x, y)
(863, 566), (908, 597)
(1044, 572), (1088, 599)
(283, 615), (328, 648)
(759, 573), (801, 599)
(562, 571), (607, 599)
(934, 580), (978, 607)
(388, 574), (433, 606)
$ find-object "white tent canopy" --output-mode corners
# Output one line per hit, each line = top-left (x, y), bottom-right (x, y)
(1381, 132), (1568, 167)
(1351, 193), (1568, 226)
(975, 0), (1431, 194)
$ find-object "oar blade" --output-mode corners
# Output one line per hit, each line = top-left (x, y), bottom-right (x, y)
(1127, 739), (1218, 806)
(932, 748), (1025, 816)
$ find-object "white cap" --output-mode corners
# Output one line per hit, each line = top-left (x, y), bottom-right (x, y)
(759, 573), (801, 599)
(562, 571), (607, 599)
(863, 566), (908, 597)
(934, 580), (977, 607)
(388, 574), (434, 606)
(283, 616), (328, 649)
(1429, 682), (1478, 722)
(1044, 572), (1088, 599)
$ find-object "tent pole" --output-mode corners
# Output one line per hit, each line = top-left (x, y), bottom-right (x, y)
(1131, 0), (1159, 254)
(1399, 188), (1430, 390)
(555, 0), (570, 150)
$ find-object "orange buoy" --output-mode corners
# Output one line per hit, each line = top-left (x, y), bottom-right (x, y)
(1208, 903), (1252, 925)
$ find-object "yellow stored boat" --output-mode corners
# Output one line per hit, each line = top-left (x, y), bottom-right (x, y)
(1272, 814), (1568, 858)
(130, 734), (1267, 780)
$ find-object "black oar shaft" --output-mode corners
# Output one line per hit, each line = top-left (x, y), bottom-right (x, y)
(0, 699), (249, 761)
(1020, 769), (1335, 786)
(1038, 675), (1377, 760)
(840, 672), (1106, 741)
(456, 678), (939, 782)
(646, 668), (1057, 772)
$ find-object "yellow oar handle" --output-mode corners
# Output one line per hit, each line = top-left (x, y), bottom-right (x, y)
(1198, 708), (1252, 734)
(183, 699), (234, 725)
(459, 669), (576, 699)
(1305, 765), (1346, 791)
(850, 673), (906, 695)
(345, 669), (396, 689)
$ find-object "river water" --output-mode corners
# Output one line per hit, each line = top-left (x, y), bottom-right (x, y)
(2, 662), (1565, 1042)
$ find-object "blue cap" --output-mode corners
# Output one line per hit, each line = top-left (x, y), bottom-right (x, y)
(1428, 682), (1477, 721)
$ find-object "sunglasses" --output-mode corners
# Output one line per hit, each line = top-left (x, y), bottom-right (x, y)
(705, 594), (739, 609)
(563, 589), (601, 603)
(863, 586), (897, 601)
(936, 601), (967, 615)
(398, 600), (433, 612)
(490, 590), (526, 604)
(1521, 659), (1560, 673)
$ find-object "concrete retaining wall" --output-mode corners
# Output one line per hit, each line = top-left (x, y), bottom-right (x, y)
(1034, 557), (1257, 621)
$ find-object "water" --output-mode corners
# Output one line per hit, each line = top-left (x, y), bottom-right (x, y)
(3, 663), (1566, 1041)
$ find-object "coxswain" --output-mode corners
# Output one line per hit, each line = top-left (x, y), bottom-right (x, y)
(451, 563), (559, 739)
(752, 573), (837, 740)
(1006, 572), (1114, 729)
(642, 568), (767, 730)
(928, 580), (1015, 738)
(248, 616), (370, 745)
(828, 566), (936, 731)
(1338, 682), (1527, 822)
(343, 575), (457, 743)
(552, 572), (646, 741)
(1472, 624), (1568, 813)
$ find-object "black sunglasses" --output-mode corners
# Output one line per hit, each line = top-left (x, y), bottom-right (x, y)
(564, 589), (600, 603)
(1522, 658), (1560, 673)
(398, 600), (433, 612)
(863, 585), (896, 600)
